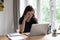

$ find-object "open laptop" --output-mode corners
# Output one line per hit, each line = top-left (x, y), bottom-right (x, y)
(24, 24), (49, 36)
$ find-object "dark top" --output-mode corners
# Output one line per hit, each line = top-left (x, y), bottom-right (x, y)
(19, 17), (37, 33)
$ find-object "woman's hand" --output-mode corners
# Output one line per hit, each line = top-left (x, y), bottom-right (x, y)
(23, 15), (29, 22)
(16, 29), (20, 33)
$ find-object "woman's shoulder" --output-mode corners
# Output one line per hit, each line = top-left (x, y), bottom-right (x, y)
(19, 17), (23, 20)
(19, 17), (23, 24)
(31, 17), (38, 23)
(34, 18), (37, 21)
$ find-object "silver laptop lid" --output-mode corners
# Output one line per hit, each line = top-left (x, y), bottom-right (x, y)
(30, 24), (49, 36)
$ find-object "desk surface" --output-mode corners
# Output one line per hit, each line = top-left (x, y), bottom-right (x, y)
(0, 36), (9, 40)
(29, 35), (44, 40)
(0, 34), (45, 40)
(0, 33), (60, 40)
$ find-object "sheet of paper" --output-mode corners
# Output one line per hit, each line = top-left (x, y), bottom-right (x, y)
(7, 33), (25, 40)
(8, 33), (21, 37)
(9, 36), (24, 40)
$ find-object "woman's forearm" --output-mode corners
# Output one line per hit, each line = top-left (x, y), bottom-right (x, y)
(20, 20), (26, 33)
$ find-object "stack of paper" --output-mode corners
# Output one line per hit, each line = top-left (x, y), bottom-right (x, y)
(7, 33), (25, 40)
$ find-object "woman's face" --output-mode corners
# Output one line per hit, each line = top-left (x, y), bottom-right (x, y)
(26, 11), (34, 19)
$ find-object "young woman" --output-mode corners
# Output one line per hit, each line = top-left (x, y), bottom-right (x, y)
(19, 5), (38, 33)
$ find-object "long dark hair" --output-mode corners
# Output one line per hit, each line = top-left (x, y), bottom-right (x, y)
(22, 5), (35, 19)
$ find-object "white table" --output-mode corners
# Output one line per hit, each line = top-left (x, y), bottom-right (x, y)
(43, 33), (60, 40)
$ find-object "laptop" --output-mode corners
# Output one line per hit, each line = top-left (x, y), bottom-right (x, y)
(24, 24), (49, 36)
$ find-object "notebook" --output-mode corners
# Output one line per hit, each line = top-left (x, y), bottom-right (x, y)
(7, 33), (24, 40)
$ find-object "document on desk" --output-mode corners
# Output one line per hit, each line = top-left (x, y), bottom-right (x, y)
(7, 33), (25, 40)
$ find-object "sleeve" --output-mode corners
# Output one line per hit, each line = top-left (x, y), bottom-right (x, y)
(34, 18), (38, 24)
(19, 17), (23, 24)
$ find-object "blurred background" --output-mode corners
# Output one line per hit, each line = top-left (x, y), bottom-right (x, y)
(0, 0), (60, 35)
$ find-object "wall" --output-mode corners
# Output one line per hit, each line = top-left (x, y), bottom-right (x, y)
(0, 0), (14, 35)
(0, 12), (5, 35)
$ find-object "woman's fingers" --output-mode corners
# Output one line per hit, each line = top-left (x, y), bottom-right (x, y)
(24, 15), (29, 21)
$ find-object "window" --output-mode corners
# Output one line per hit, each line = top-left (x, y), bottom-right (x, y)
(40, 0), (50, 23)
(56, 0), (60, 23)
(20, 0), (25, 17)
